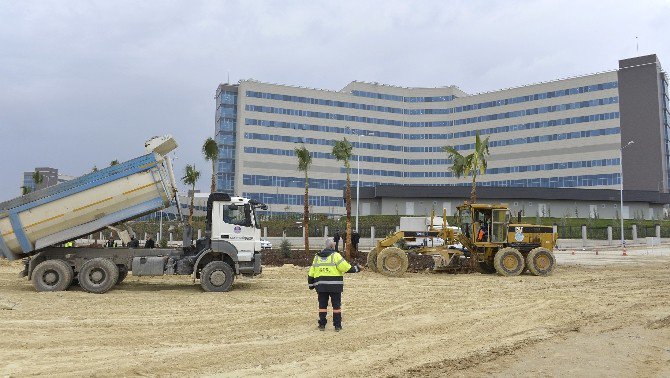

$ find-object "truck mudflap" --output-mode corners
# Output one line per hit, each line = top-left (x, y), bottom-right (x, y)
(253, 252), (262, 275)
(238, 253), (262, 275)
(0, 234), (13, 260)
(18, 259), (29, 278)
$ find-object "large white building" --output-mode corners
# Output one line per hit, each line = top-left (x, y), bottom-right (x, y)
(214, 54), (669, 217)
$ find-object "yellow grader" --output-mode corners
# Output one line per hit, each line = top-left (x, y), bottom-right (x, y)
(367, 202), (557, 277)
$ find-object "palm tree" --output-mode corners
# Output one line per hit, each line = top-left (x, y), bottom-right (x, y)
(91, 166), (98, 172)
(444, 131), (490, 203)
(32, 171), (43, 190)
(332, 138), (354, 259)
(110, 159), (119, 166)
(181, 164), (201, 225)
(295, 145), (312, 253)
(20, 186), (31, 195)
(202, 137), (219, 193)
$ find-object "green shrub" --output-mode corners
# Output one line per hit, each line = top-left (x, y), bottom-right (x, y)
(280, 239), (292, 258)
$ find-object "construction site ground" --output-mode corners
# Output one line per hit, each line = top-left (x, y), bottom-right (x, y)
(1, 248), (669, 377)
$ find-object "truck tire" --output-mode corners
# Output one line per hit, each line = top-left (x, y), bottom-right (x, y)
(116, 265), (128, 285)
(493, 247), (524, 276)
(200, 261), (235, 292)
(526, 247), (556, 276)
(376, 247), (408, 277)
(367, 248), (379, 272)
(32, 259), (73, 292)
(78, 258), (119, 294)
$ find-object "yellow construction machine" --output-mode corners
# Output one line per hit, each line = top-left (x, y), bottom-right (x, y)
(367, 202), (557, 277)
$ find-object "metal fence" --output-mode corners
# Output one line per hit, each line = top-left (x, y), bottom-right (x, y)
(556, 225), (582, 239)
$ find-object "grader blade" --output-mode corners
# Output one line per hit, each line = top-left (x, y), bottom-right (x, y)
(430, 250), (476, 274)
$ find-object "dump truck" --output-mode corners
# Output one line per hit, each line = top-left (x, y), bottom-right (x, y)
(367, 203), (557, 277)
(0, 135), (266, 293)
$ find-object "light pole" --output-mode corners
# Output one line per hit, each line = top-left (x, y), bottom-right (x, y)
(620, 140), (634, 255)
(354, 130), (371, 232)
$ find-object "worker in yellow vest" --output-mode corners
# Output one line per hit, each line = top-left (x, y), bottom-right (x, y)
(308, 238), (361, 331)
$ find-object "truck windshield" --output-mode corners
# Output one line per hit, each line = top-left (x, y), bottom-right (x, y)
(491, 209), (509, 243)
(459, 209), (472, 237)
(223, 204), (251, 227)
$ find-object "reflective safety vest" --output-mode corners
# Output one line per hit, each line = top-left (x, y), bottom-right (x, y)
(308, 251), (352, 293)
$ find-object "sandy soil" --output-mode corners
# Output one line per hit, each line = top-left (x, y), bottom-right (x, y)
(1, 253), (669, 377)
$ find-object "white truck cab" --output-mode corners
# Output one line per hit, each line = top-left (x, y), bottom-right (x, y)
(210, 196), (263, 262)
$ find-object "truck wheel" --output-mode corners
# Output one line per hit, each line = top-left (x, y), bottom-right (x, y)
(376, 247), (408, 277)
(32, 259), (73, 292)
(526, 247), (556, 276)
(367, 248), (379, 272)
(78, 258), (119, 294)
(116, 265), (128, 285)
(200, 261), (235, 292)
(493, 247), (524, 276)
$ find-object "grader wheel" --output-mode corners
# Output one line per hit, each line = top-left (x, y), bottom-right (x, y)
(526, 247), (556, 276)
(493, 247), (524, 276)
(367, 248), (380, 272)
(376, 247), (409, 277)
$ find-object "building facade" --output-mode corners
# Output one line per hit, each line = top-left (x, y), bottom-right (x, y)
(214, 54), (669, 216)
(21, 167), (62, 193)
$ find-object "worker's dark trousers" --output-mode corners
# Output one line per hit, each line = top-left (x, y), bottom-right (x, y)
(317, 291), (342, 328)
(334, 241), (339, 251)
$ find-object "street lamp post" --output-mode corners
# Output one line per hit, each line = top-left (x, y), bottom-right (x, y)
(354, 130), (371, 233)
(620, 140), (634, 255)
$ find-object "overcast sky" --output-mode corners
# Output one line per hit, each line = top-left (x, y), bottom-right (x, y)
(1, 0), (668, 200)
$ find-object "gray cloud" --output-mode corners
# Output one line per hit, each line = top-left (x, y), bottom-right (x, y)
(1, 0), (668, 199)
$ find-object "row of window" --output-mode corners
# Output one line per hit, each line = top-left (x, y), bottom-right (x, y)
(349, 82), (618, 105)
(241, 173), (621, 207)
(243, 175), (378, 190)
(350, 90), (455, 103)
(243, 146), (405, 165)
(244, 126), (620, 154)
(219, 90), (238, 105)
(473, 173), (620, 188)
(217, 118), (236, 133)
(242, 157), (620, 189)
(243, 192), (344, 207)
(245, 96), (618, 128)
(244, 111), (620, 142)
(245, 82), (618, 116)
(446, 126), (621, 152)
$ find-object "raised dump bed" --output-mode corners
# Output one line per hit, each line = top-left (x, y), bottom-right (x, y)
(0, 136), (178, 260)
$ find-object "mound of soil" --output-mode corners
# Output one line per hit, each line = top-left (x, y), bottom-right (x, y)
(262, 249), (434, 272)
(262, 249), (367, 267)
(407, 252), (435, 272)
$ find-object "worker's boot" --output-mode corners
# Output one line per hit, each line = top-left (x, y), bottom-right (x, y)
(333, 308), (342, 331)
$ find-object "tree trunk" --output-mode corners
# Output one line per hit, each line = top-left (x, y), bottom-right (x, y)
(211, 160), (216, 193)
(345, 169), (353, 259)
(471, 174), (477, 204)
(304, 172), (310, 254)
(189, 185), (195, 225)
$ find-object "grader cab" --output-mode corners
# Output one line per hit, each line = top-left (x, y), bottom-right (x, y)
(367, 203), (557, 277)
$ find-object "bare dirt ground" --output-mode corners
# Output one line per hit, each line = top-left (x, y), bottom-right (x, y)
(1, 250), (669, 377)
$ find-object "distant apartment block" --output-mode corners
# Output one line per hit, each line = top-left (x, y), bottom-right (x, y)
(21, 167), (73, 194)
